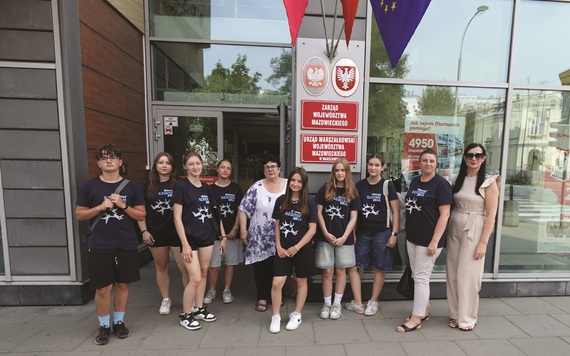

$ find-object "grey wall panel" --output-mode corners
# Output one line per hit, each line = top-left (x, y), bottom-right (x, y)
(0, 99), (59, 129)
(9, 247), (69, 275)
(0, 131), (61, 159)
(0, 0), (53, 30)
(6, 218), (67, 246)
(0, 30), (55, 61)
(0, 68), (57, 99)
(306, 0), (367, 18)
(1, 160), (63, 189)
(3, 190), (65, 218)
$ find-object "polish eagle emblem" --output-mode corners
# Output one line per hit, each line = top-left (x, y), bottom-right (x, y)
(306, 66), (325, 87)
(332, 58), (359, 97)
(336, 67), (356, 90)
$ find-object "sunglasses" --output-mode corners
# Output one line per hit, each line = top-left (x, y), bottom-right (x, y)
(464, 153), (485, 160)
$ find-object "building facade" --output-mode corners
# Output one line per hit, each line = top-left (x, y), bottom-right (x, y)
(1, 0), (570, 305)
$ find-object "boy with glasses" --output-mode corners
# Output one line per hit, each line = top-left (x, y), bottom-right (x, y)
(76, 144), (146, 345)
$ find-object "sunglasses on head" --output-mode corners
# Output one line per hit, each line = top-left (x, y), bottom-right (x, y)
(464, 153), (485, 160)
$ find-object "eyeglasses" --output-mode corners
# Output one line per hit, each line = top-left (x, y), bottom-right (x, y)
(464, 153), (485, 160)
(98, 155), (119, 162)
(263, 165), (279, 170)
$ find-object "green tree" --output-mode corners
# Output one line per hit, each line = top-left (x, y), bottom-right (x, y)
(417, 86), (455, 116)
(201, 54), (261, 94)
(267, 49), (292, 95)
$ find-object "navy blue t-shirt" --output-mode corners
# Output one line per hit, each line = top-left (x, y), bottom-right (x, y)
(405, 174), (452, 248)
(172, 179), (218, 245)
(210, 182), (243, 234)
(355, 178), (397, 233)
(315, 184), (361, 245)
(142, 180), (177, 239)
(76, 177), (145, 250)
(272, 195), (318, 248)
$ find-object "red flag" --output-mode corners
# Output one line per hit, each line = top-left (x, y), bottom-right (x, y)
(283, 0), (308, 46)
(341, 0), (359, 47)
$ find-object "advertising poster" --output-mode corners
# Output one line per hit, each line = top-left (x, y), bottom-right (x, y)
(402, 115), (465, 183)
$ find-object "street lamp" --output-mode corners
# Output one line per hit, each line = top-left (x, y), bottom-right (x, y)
(454, 5), (489, 118)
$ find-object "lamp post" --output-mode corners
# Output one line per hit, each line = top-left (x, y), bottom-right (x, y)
(453, 5), (489, 118)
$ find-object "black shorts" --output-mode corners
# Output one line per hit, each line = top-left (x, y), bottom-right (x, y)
(150, 233), (181, 248)
(89, 249), (140, 289)
(273, 244), (315, 278)
(182, 234), (214, 251)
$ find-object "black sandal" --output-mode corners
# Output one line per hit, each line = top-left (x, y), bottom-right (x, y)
(255, 301), (268, 312)
(459, 324), (476, 331)
(449, 319), (459, 328)
(396, 322), (421, 333)
(405, 314), (430, 323)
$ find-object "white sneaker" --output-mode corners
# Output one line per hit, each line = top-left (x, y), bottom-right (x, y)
(286, 312), (302, 331)
(204, 290), (216, 304)
(344, 300), (365, 314)
(364, 300), (379, 316)
(270, 314), (281, 333)
(222, 289), (234, 304)
(329, 304), (342, 320)
(159, 298), (171, 315)
(319, 303), (331, 319)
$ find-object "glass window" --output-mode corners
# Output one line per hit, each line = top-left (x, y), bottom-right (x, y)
(500, 89), (570, 272)
(514, 1), (570, 86)
(151, 42), (291, 105)
(149, 0), (290, 43)
(368, 84), (505, 272)
(369, 0), (512, 83)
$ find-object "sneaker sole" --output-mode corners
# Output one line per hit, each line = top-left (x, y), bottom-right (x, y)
(159, 309), (170, 315)
(364, 310), (378, 316)
(115, 332), (130, 339)
(194, 315), (217, 322)
(286, 321), (302, 330)
(223, 298), (233, 304)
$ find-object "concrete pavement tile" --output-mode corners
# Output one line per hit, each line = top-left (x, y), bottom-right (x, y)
(0, 324), (43, 352)
(200, 321), (262, 348)
(8, 352), (102, 356)
(127, 303), (182, 325)
(477, 298), (523, 316)
(99, 351), (166, 356)
(313, 319), (370, 345)
(300, 303), (328, 321)
(510, 337), (570, 355)
(362, 318), (425, 342)
(377, 300), (414, 319)
(542, 296), (570, 313)
(501, 297), (565, 315)
(286, 344), (347, 356)
(227, 346), (286, 356)
(138, 318), (213, 350)
(164, 349), (226, 356)
(401, 340), (468, 356)
(466, 316), (528, 339)
(259, 320), (314, 347)
(456, 339), (526, 356)
(11, 324), (94, 352)
(412, 316), (479, 341)
(550, 313), (570, 327)
(505, 314), (570, 337)
(0, 306), (50, 326)
(344, 341), (406, 356)
(26, 305), (97, 326)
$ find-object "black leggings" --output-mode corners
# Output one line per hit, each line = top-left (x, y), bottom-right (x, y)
(252, 255), (274, 301)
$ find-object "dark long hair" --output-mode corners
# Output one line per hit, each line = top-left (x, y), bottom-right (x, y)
(147, 152), (178, 198)
(452, 143), (487, 196)
(280, 167), (310, 218)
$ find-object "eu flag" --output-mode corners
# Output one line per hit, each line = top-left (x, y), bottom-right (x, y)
(370, 0), (432, 68)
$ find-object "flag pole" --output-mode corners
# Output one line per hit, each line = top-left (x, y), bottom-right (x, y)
(319, 0), (331, 60)
(332, 23), (345, 59)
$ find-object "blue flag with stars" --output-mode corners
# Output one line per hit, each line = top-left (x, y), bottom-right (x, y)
(370, 0), (431, 68)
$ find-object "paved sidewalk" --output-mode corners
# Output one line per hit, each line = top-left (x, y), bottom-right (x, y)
(1, 262), (570, 355)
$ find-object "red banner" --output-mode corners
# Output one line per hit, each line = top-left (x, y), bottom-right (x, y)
(403, 132), (436, 171)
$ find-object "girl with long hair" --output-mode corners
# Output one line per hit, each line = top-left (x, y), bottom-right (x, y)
(269, 167), (317, 333)
(315, 158), (363, 320)
(138, 152), (189, 315)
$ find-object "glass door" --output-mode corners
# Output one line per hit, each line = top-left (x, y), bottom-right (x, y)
(154, 108), (223, 183)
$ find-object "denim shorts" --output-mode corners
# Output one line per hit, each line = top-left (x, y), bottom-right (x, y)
(355, 229), (395, 271)
(315, 240), (356, 269)
(209, 239), (244, 268)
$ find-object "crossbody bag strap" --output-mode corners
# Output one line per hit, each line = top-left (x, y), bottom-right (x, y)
(383, 179), (391, 229)
(89, 179), (130, 231)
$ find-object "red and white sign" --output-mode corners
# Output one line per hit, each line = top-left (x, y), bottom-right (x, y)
(332, 57), (359, 97)
(302, 56), (329, 96)
(301, 100), (358, 131)
(403, 132), (436, 171)
(301, 134), (358, 163)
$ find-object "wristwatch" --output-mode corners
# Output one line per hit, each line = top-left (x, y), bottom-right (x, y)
(391, 232), (398, 236)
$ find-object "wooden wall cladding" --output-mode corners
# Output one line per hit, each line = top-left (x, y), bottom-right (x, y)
(78, 0), (146, 183)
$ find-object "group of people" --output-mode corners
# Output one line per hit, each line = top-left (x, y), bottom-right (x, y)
(76, 142), (498, 345)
